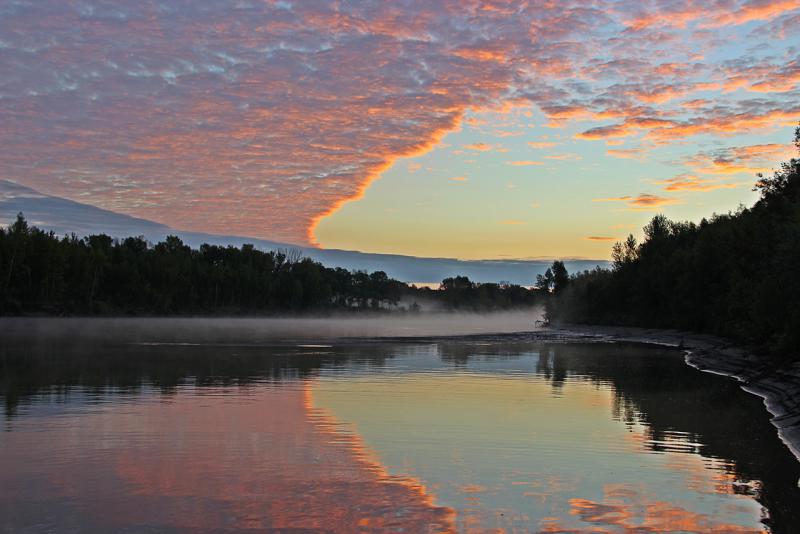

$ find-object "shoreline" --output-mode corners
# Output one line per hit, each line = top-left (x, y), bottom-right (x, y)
(547, 323), (800, 464)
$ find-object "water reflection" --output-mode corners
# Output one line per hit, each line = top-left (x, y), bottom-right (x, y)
(1, 333), (798, 532)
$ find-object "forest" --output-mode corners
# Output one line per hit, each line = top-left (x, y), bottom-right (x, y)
(547, 126), (800, 359)
(0, 219), (539, 315)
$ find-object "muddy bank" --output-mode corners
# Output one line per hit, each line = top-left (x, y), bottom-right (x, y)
(547, 323), (800, 463)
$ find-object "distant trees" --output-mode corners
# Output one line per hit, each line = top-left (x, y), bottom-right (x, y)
(435, 275), (539, 310)
(547, 124), (800, 359)
(0, 218), (542, 315)
(0, 219), (348, 314)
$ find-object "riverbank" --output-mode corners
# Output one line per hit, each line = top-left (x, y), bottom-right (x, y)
(547, 323), (800, 464)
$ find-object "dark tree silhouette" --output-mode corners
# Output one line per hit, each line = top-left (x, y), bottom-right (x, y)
(551, 261), (569, 294)
(0, 220), (541, 315)
(547, 125), (800, 360)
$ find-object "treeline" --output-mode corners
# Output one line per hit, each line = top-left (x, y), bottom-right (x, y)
(547, 126), (800, 359)
(417, 275), (539, 311)
(0, 219), (540, 315)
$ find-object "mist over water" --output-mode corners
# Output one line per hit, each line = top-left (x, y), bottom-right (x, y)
(1, 309), (544, 344)
(2, 335), (797, 532)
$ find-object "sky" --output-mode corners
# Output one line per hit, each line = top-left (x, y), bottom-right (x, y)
(1, 1), (798, 260)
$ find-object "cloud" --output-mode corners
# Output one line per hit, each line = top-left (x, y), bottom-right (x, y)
(594, 194), (681, 209)
(507, 160), (544, 166)
(625, 0), (798, 30)
(464, 143), (494, 152)
(527, 141), (559, 148)
(0, 0), (797, 245)
(576, 117), (677, 141)
(493, 130), (524, 137)
(606, 148), (645, 159)
(683, 142), (795, 174)
(575, 123), (637, 140)
(449, 176), (468, 181)
(585, 236), (617, 241)
(544, 153), (582, 161)
(656, 174), (739, 192)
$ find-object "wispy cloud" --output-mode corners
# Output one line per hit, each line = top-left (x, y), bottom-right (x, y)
(544, 153), (582, 161)
(464, 143), (494, 152)
(594, 194), (681, 210)
(683, 143), (795, 175)
(656, 174), (738, 192)
(527, 141), (558, 149)
(507, 160), (544, 166)
(606, 148), (645, 160)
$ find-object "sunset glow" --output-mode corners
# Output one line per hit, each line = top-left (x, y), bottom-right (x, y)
(1, 1), (798, 258)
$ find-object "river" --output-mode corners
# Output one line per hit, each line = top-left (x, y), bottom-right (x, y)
(1, 318), (798, 532)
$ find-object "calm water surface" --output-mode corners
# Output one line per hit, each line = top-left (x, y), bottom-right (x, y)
(2, 322), (799, 533)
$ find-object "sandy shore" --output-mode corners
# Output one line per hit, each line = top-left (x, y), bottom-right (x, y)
(545, 323), (800, 464)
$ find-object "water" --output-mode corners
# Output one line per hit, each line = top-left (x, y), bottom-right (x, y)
(1, 321), (799, 533)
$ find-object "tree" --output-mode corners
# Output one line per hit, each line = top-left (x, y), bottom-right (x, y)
(547, 124), (800, 360)
(612, 234), (638, 269)
(753, 124), (800, 204)
(536, 268), (554, 292)
(536, 261), (569, 294)
(551, 261), (569, 294)
(0, 215), (543, 316)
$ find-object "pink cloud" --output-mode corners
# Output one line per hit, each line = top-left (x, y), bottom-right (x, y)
(0, 0), (797, 245)
(527, 141), (558, 148)
(656, 174), (739, 191)
(607, 148), (645, 159)
(464, 143), (494, 152)
(507, 160), (544, 166)
(594, 194), (682, 209)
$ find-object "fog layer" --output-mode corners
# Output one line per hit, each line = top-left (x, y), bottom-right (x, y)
(1, 309), (544, 344)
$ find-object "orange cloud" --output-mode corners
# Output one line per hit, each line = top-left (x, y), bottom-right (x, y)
(703, 0), (800, 28)
(452, 46), (507, 63)
(683, 143), (795, 175)
(545, 153), (582, 160)
(507, 160), (544, 166)
(626, 0), (797, 30)
(585, 236), (617, 241)
(594, 194), (681, 209)
(1, 0), (797, 247)
(643, 108), (800, 142)
(749, 67), (800, 93)
(607, 148), (645, 159)
(464, 143), (494, 151)
(575, 124), (634, 140)
(656, 174), (739, 192)
(527, 141), (558, 148)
